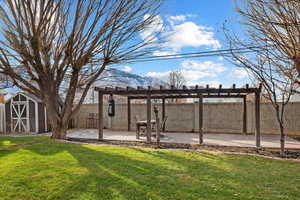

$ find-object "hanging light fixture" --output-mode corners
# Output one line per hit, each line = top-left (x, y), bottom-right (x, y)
(108, 94), (115, 117)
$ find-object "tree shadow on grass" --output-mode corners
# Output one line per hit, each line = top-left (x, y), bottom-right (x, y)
(21, 140), (242, 200)
(2, 139), (300, 200)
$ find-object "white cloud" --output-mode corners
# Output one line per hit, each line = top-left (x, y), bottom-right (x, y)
(140, 14), (163, 42)
(146, 71), (170, 79)
(231, 69), (249, 79)
(147, 70), (211, 81)
(168, 15), (187, 23)
(167, 14), (197, 25)
(168, 15), (187, 25)
(186, 80), (221, 87)
(147, 60), (227, 84)
(181, 60), (227, 75)
(141, 14), (221, 52)
(152, 50), (178, 57)
(164, 21), (221, 51)
(121, 66), (132, 73)
(218, 56), (224, 61)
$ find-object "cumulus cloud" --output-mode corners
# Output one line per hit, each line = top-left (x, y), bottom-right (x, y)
(140, 14), (163, 42)
(121, 66), (133, 73)
(140, 13), (221, 54)
(168, 15), (187, 23)
(186, 80), (221, 87)
(147, 71), (170, 79)
(147, 60), (227, 84)
(181, 60), (227, 75)
(152, 50), (178, 57)
(167, 14), (197, 25)
(231, 69), (249, 79)
(164, 22), (221, 51)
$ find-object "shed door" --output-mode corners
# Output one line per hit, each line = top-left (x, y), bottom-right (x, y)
(11, 102), (29, 133)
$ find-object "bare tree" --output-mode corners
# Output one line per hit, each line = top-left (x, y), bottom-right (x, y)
(225, 28), (298, 156)
(233, 0), (300, 82)
(167, 70), (186, 102)
(224, 0), (300, 156)
(168, 70), (186, 89)
(228, 47), (297, 156)
(0, 0), (163, 139)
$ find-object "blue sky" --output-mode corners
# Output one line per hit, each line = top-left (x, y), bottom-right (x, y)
(117, 0), (251, 88)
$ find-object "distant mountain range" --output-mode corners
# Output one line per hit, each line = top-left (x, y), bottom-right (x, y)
(78, 68), (168, 103)
(95, 68), (167, 88)
(2, 68), (167, 103)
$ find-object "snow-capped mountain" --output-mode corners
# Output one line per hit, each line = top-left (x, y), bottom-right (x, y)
(78, 68), (168, 104)
(2, 68), (167, 104)
(95, 68), (167, 88)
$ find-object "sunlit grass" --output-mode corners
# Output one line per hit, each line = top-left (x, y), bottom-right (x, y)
(0, 137), (47, 149)
(0, 137), (299, 200)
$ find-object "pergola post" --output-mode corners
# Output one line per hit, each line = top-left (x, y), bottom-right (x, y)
(243, 96), (247, 134)
(255, 91), (261, 148)
(162, 97), (166, 132)
(146, 94), (151, 142)
(199, 94), (203, 144)
(127, 97), (131, 131)
(98, 92), (104, 140)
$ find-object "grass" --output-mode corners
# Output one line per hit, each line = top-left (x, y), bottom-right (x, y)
(0, 137), (299, 200)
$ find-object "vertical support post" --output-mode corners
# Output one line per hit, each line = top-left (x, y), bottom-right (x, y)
(136, 123), (140, 139)
(98, 92), (104, 140)
(243, 96), (247, 134)
(255, 91), (261, 148)
(162, 97), (166, 132)
(156, 118), (160, 146)
(127, 97), (131, 131)
(154, 106), (160, 147)
(146, 94), (151, 142)
(199, 94), (203, 144)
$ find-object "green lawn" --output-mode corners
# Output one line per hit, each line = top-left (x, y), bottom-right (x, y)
(0, 137), (299, 200)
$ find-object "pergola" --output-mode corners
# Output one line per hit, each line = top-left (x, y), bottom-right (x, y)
(95, 84), (262, 148)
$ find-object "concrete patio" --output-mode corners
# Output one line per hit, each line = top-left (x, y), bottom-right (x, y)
(67, 129), (300, 149)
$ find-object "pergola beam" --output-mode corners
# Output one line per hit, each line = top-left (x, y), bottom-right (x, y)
(95, 87), (259, 95)
(128, 94), (246, 100)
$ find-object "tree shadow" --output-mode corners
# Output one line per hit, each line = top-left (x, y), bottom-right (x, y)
(2, 139), (300, 200)
(22, 140), (240, 200)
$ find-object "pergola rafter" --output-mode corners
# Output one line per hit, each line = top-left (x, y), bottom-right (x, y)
(95, 84), (262, 148)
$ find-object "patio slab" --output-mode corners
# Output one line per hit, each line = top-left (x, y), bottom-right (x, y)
(67, 129), (300, 149)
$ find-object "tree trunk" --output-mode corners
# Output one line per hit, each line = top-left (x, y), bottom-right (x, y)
(51, 123), (68, 139)
(44, 95), (69, 140)
(279, 123), (285, 157)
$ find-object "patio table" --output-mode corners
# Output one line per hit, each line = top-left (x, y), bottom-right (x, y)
(136, 120), (156, 139)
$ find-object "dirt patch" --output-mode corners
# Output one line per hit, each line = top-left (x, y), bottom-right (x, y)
(66, 137), (300, 160)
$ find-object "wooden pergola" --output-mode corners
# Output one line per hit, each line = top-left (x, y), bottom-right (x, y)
(95, 84), (262, 148)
